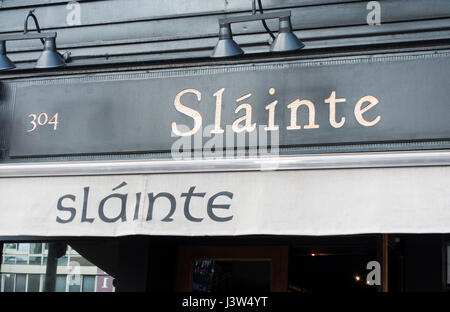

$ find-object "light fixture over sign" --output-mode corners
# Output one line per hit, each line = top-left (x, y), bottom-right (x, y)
(0, 41), (15, 71)
(0, 9), (66, 71)
(211, 0), (304, 58)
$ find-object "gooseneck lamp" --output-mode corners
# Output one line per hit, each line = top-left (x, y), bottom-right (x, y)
(0, 41), (15, 71)
(270, 16), (305, 52)
(35, 37), (66, 69)
(211, 0), (304, 58)
(211, 23), (244, 58)
(0, 9), (66, 71)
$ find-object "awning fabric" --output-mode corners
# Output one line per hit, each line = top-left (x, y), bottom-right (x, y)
(1, 166), (450, 237)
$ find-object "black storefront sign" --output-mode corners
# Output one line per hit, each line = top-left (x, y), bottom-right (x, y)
(9, 54), (450, 157)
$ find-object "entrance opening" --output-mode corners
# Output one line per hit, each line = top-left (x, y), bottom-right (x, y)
(176, 246), (288, 292)
(193, 260), (270, 292)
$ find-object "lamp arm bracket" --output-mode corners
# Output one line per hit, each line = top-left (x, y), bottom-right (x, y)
(24, 9), (45, 45)
(0, 32), (57, 42)
(256, 0), (275, 40)
(219, 11), (290, 25)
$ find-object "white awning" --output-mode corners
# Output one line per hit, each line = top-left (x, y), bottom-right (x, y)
(1, 152), (450, 237)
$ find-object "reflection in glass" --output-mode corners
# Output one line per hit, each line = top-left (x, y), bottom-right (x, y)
(29, 256), (42, 265)
(4, 256), (15, 264)
(15, 256), (28, 265)
(15, 274), (26, 292)
(447, 245), (450, 285)
(55, 275), (67, 292)
(29, 243), (42, 254)
(82, 275), (95, 292)
(18, 243), (29, 253)
(1, 242), (115, 292)
(28, 274), (40, 292)
(193, 260), (270, 292)
(68, 273), (81, 292)
(70, 256), (94, 266)
(57, 256), (68, 266)
(69, 283), (81, 292)
(193, 260), (215, 292)
(5, 243), (17, 250)
(4, 274), (15, 292)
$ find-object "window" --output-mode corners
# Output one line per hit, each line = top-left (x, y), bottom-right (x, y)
(15, 274), (26, 292)
(29, 243), (42, 254)
(177, 246), (288, 292)
(57, 256), (68, 266)
(29, 256), (42, 265)
(4, 243), (17, 250)
(4, 274), (15, 292)
(1, 242), (114, 292)
(68, 283), (81, 292)
(4, 256), (15, 264)
(68, 274), (81, 292)
(15, 256), (28, 265)
(27, 274), (40, 292)
(17, 243), (29, 253)
(70, 256), (94, 267)
(55, 275), (67, 292)
(192, 260), (270, 292)
(82, 275), (95, 292)
(447, 245), (450, 285)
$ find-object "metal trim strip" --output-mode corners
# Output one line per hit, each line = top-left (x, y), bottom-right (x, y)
(1, 150), (450, 177)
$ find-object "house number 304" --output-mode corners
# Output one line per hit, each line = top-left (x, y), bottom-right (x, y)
(26, 112), (59, 132)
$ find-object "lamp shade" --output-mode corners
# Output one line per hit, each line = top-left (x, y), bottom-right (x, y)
(270, 16), (305, 52)
(35, 38), (65, 69)
(0, 41), (15, 71)
(211, 24), (244, 58)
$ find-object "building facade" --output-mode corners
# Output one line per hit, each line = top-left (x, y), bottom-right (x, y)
(1, 0), (450, 292)
(1, 243), (114, 292)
